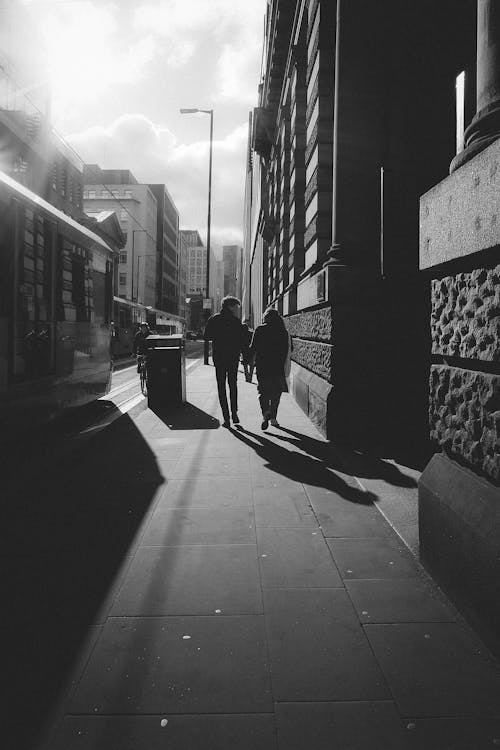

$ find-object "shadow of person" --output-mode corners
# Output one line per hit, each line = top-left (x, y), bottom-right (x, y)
(232, 426), (375, 505)
(274, 427), (418, 489)
(150, 401), (220, 430)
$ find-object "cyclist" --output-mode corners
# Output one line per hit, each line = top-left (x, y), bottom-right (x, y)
(132, 322), (151, 372)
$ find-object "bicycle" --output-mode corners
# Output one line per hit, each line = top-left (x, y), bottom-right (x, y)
(137, 354), (148, 396)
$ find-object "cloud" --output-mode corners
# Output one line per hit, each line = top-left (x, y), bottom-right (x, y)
(134, 0), (265, 103)
(68, 113), (248, 246)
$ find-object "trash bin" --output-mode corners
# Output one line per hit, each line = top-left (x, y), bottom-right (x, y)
(145, 334), (186, 408)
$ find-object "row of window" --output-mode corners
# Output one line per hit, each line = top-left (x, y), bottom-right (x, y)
(84, 189), (133, 199)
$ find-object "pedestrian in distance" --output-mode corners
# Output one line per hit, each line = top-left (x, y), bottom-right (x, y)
(241, 319), (255, 382)
(249, 307), (292, 430)
(204, 296), (245, 428)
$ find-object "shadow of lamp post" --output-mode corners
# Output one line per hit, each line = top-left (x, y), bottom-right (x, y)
(179, 107), (213, 365)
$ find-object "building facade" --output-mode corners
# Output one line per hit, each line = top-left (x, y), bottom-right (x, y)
(0, 55), (85, 222)
(222, 245), (243, 299)
(83, 166), (157, 307)
(246, 0), (499, 651)
(177, 230), (188, 322)
(180, 229), (206, 332)
(181, 229), (207, 297)
(148, 184), (180, 315)
(209, 255), (225, 314)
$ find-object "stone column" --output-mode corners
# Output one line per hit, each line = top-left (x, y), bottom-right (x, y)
(451, 0), (500, 171)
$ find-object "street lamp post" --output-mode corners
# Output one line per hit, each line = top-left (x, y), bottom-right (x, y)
(180, 107), (213, 364)
(131, 229), (147, 303)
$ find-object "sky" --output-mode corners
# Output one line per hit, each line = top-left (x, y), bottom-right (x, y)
(0, 0), (267, 250)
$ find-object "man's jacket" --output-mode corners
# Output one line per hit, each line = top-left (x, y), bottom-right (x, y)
(204, 310), (244, 365)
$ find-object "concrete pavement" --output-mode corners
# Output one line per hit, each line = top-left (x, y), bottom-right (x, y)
(41, 363), (500, 750)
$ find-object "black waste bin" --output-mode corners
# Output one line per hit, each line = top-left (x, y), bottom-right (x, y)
(145, 334), (186, 408)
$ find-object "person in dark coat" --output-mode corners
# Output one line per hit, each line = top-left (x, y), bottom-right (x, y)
(241, 319), (254, 382)
(249, 307), (291, 430)
(204, 296), (244, 427)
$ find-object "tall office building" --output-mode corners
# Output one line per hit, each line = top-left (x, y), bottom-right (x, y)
(83, 166), (157, 307)
(222, 245), (243, 299)
(180, 230), (206, 296)
(180, 229), (206, 332)
(209, 254), (225, 313)
(177, 231), (188, 322)
(148, 184), (180, 314)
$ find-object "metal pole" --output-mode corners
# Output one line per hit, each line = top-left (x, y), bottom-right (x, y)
(136, 254), (141, 304)
(131, 230), (136, 302)
(204, 109), (213, 365)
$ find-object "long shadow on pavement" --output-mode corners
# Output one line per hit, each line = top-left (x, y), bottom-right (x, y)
(273, 427), (418, 489)
(3, 411), (164, 750)
(232, 426), (375, 504)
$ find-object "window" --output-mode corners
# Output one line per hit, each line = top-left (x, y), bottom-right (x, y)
(60, 169), (67, 197)
(88, 190), (96, 199)
(119, 273), (127, 286)
(306, 100), (319, 143)
(306, 146), (319, 184)
(119, 252), (127, 264)
(307, 54), (320, 103)
(52, 162), (58, 191)
(120, 209), (128, 220)
(305, 194), (318, 227)
(307, 6), (320, 61)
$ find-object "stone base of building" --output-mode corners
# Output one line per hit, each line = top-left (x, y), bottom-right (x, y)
(419, 453), (500, 657)
(289, 361), (333, 437)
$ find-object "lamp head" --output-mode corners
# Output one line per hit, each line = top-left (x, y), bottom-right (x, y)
(180, 108), (199, 114)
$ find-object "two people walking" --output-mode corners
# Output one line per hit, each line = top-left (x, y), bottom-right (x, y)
(204, 297), (291, 429)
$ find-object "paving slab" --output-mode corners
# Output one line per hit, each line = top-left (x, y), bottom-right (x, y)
(365, 622), (500, 717)
(71, 615), (273, 714)
(173, 455), (250, 478)
(263, 588), (389, 701)
(50, 714), (277, 750)
(257, 528), (342, 588)
(111, 544), (262, 615)
(142, 507), (256, 546)
(345, 578), (456, 623)
(253, 486), (318, 528)
(327, 537), (420, 579)
(275, 701), (410, 750)
(403, 717), (500, 750)
(309, 493), (394, 537)
(159, 477), (253, 509)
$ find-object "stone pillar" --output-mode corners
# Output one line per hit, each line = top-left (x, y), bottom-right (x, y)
(451, 0), (500, 171)
(420, 138), (500, 654)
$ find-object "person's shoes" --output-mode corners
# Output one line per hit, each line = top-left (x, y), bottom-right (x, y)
(232, 414), (240, 424)
(261, 417), (269, 430)
(221, 421), (230, 428)
(270, 418), (280, 427)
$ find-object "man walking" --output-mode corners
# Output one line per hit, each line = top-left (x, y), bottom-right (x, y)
(204, 296), (244, 427)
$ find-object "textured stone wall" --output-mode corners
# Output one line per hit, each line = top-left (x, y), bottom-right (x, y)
(287, 307), (332, 341)
(429, 365), (500, 485)
(431, 265), (500, 361)
(291, 338), (332, 381)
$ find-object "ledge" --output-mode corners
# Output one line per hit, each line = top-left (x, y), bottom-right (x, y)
(420, 138), (500, 270)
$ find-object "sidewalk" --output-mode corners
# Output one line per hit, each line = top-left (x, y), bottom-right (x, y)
(43, 364), (500, 750)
